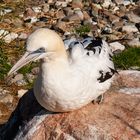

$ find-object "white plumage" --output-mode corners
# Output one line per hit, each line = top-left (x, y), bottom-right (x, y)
(8, 28), (116, 112)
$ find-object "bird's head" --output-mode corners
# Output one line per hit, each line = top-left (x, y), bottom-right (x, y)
(8, 28), (66, 76)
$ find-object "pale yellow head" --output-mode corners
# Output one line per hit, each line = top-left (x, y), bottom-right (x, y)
(27, 28), (66, 55)
(8, 28), (67, 76)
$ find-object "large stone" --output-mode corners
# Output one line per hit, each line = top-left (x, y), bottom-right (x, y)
(13, 18), (23, 28)
(11, 74), (24, 84)
(55, 1), (68, 8)
(54, 21), (67, 32)
(127, 11), (140, 23)
(127, 38), (140, 47)
(17, 89), (28, 98)
(74, 8), (84, 20)
(62, 14), (81, 22)
(122, 24), (138, 33)
(55, 10), (65, 19)
(100, 10), (120, 23)
(0, 8), (12, 16)
(63, 7), (74, 16)
(0, 88), (18, 124)
(0, 70), (140, 140)
(42, 4), (50, 13)
(71, 0), (83, 9)
(3, 32), (18, 43)
(109, 41), (125, 52)
(113, 70), (140, 88)
(24, 8), (36, 19)
(114, 0), (124, 5)
(102, 0), (112, 8)
(18, 32), (28, 40)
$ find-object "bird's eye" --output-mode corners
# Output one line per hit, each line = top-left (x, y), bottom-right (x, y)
(38, 47), (45, 52)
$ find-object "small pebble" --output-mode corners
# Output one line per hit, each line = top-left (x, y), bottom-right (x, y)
(18, 89), (28, 98)
(4, 32), (18, 43)
(109, 42), (125, 52)
(32, 6), (42, 13)
(122, 24), (138, 33)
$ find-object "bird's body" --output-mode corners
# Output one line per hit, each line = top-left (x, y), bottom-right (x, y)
(8, 28), (116, 112)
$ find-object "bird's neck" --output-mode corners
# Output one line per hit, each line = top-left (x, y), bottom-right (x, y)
(39, 41), (70, 80)
(40, 50), (69, 76)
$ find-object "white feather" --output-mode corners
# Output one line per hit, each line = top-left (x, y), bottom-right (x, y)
(32, 29), (115, 112)
(8, 28), (116, 112)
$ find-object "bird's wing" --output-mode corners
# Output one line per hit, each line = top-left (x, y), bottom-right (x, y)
(64, 37), (117, 83)
(82, 37), (117, 83)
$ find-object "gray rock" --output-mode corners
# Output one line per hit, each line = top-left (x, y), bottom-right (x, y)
(1, 71), (140, 140)
(114, 0), (124, 5)
(24, 8), (36, 19)
(119, 87), (140, 95)
(31, 67), (39, 75)
(109, 41), (125, 52)
(3, 32), (18, 43)
(101, 10), (120, 23)
(32, 6), (42, 13)
(16, 79), (27, 86)
(18, 89), (28, 98)
(11, 74), (24, 83)
(34, 21), (46, 27)
(91, 3), (101, 18)
(54, 21), (67, 32)
(92, 0), (104, 4)
(0, 88), (13, 104)
(74, 8), (84, 20)
(0, 88), (9, 96)
(112, 21), (124, 30)
(0, 29), (9, 37)
(55, 10), (65, 19)
(25, 73), (35, 83)
(83, 11), (91, 20)
(63, 7), (74, 16)
(55, 1), (68, 8)
(127, 11), (140, 23)
(30, 17), (39, 23)
(0, 94), (13, 104)
(102, 0), (112, 8)
(107, 34), (119, 41)
(42, 4), (50, 13)
(72, 0), (83, 9)
(0, 8), (12, 16)
(47, 0), (55, 4)
(127, 38), (140, 47)
(124, 32), (135, 40)
(24, 22), (33, 28)
(62, 14), (81, 22)
(129, 66), (140, 70)
(18, 33), (28, 40)
(123, 0), (131, 6)
(122, 24), (138, 33)
(102, 25), (113, 34)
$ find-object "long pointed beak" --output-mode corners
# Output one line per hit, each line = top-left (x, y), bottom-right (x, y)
(8, 51), (46, 76)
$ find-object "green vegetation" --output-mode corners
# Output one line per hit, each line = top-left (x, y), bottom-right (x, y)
(19, 62), (37, 75)
(75, 25), (91, 36)
(0, 38), (37, 82)
(0, 40), (12, 80)
(113, 47), (140, 70)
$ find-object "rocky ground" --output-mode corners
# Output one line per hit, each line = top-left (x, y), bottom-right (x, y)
(0, 70), (140, 140)
(0, 0), (140, 136)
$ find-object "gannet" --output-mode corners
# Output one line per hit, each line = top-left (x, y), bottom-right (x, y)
(8, 28), (116, 112)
